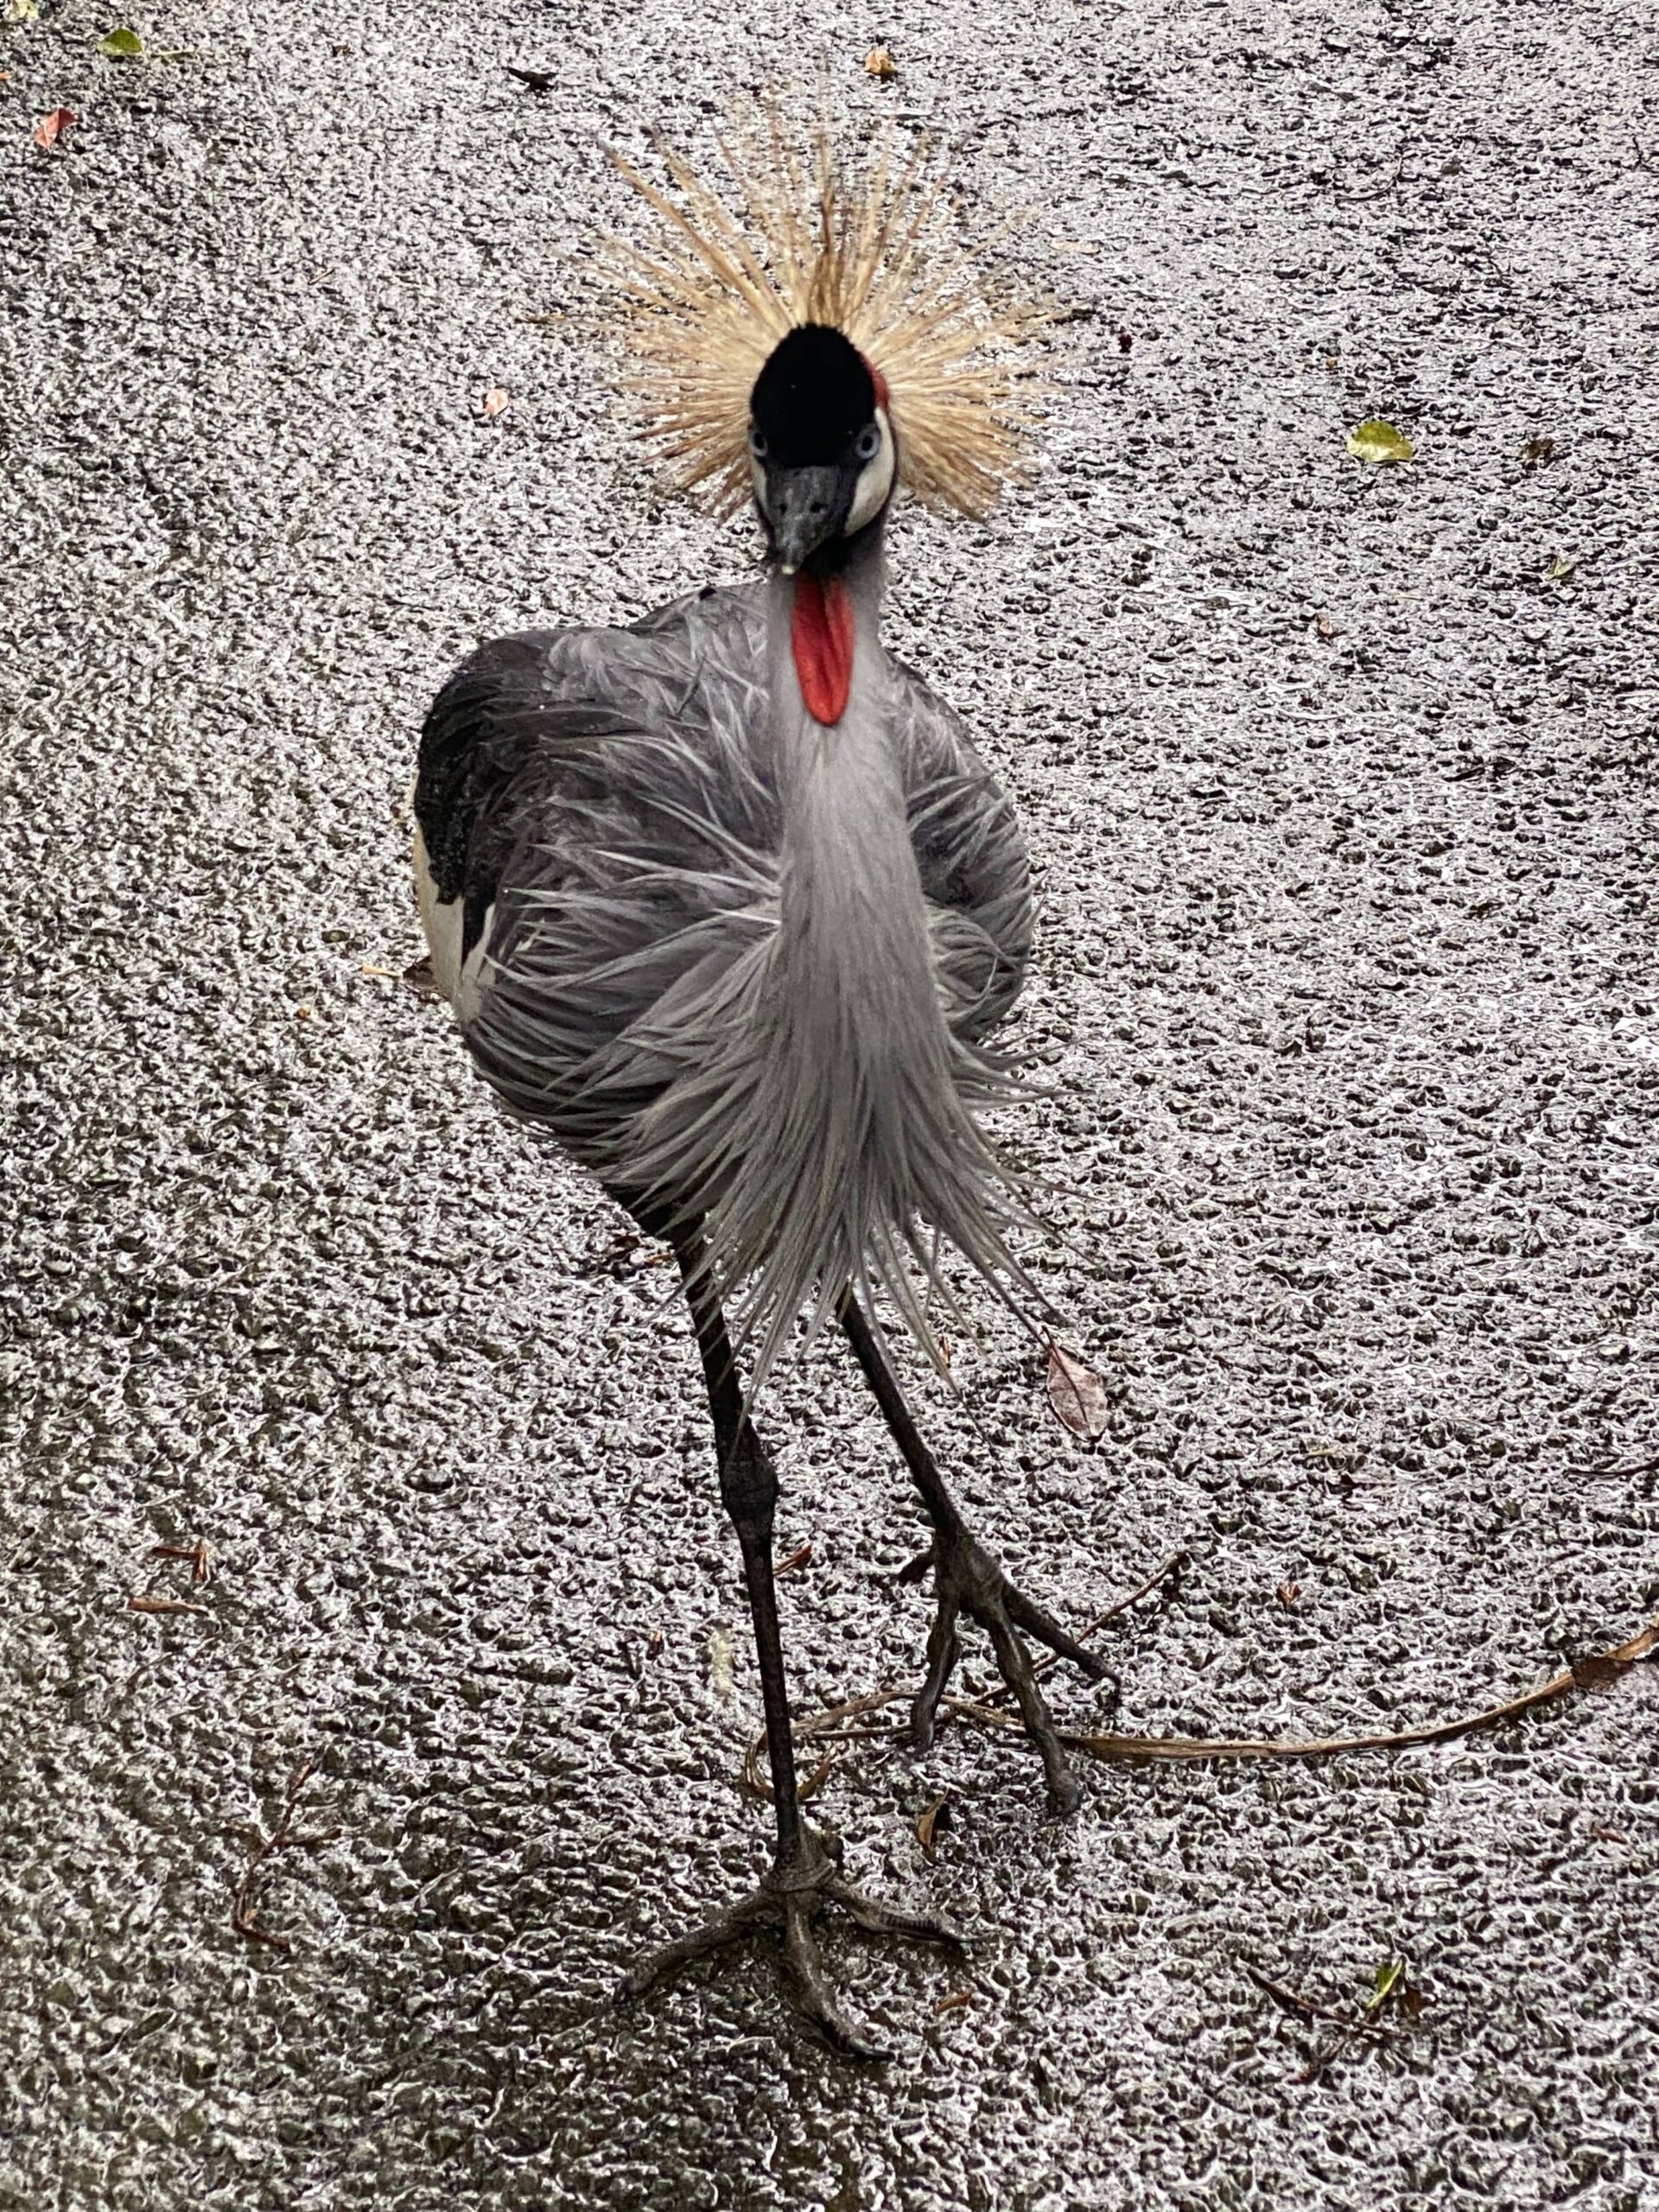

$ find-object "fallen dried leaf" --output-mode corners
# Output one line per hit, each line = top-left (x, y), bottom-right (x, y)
(129, 1592), (210, 1618)
(1046, 1341), (1110, 1443)
(1057, 1610), (1659, 1764)
(862, 43), (896, 79)
(934, 1990), (974, 2017)
(916, 1793), (951, 1860)
(1546, 552), (1579, 582)
(1276, 1581), (1301, 1608)
(775, 1541), (813, 1577)
(1521, 435), (1556, 465)
(1570, 1649), (1624, 1689)
(97, 26), (145, 58)
(1314, 611), (1340, 640)
(480, 385), (510, 419)
(5, 0), (40, 22)
(1117, 329), (1134, 353)
(505, 64), (556, 93)
(1344, 417), (1414, 464)
(32, 105), (75, 150)
(708, 1624), (735, 1700)
(150, 1537), (213, 1585)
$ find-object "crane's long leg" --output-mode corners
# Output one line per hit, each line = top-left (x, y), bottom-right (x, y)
(613, 1230), (963, 2058)
(840, 1296), (1113, 1818)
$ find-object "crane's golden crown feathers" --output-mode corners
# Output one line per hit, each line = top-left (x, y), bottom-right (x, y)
(603, 108), (1043, 518)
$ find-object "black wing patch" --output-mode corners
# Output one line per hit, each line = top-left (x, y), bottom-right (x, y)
(416, 630), (637, 961)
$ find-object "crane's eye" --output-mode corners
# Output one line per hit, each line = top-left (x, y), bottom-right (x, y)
(749, 429), (769, 461)
(855, 424), (881, 463)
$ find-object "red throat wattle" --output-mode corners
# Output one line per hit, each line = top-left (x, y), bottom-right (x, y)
(791, 574), (855, 726)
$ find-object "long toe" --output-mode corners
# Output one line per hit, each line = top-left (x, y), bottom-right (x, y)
(826, 1877), (969, 1948)
(783, 1897), (892, 2062)
(910, 1591), (962, 1753)
(613, 1890), (772, 2005)
(1001, 1582), (1116, 1684)
(980, 1609), (1088, 1821)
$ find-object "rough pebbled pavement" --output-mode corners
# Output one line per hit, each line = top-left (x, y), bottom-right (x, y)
(3, 3), (1657, 2208)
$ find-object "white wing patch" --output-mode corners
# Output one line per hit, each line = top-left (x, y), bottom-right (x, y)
(412, 826), (493, 1024)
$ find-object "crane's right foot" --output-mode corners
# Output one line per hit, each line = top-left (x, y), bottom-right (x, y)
(901, 1523), (1113, 1819)
(613, 1828), (964, 2060)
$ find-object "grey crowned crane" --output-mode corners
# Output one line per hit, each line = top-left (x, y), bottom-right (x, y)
(411, 119), (1109, 2057)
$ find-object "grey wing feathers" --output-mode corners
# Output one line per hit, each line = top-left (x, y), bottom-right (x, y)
(895, 670), (1032, 1046)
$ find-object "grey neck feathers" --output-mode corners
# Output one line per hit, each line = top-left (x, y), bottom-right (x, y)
(613, 531), (1027, 1387)
(703, 536), (1022, 1377)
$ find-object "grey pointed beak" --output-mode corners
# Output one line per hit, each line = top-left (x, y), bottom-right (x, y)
(766, 465), (852, 574)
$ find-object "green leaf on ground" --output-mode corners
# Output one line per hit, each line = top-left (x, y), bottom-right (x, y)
(98, 25), (145, 56)
(1370, 1958), (1404, 2009)
(1546, 552), (1579, 582)
(1345, 418), (1415, 464)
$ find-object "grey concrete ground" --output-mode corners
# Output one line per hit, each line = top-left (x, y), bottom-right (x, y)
(3, 1), (1658, 2206)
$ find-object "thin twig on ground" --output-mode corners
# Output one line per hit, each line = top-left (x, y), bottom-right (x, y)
(1297, 1960), (1423, 2085)
(744, 1604), (1659, 1792)
(225, 1756), (335, 1951)
(988, 1545), (1188, 1704)
(1240, 1959), (1401, 2044)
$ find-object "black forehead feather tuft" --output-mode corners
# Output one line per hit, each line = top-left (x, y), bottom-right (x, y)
(749, 324), (877, 467)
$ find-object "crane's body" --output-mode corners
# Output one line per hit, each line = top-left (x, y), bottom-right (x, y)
(412, 130), (1108, 2056)
(415, 554), (1030, 1371)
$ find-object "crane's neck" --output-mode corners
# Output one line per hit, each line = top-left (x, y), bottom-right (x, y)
(767, 528), (918, 938)
(764, 524), (954, 1154)
(639, 524), (1018, 1379)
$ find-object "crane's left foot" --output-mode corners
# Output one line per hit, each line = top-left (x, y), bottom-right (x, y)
(613, 1828), (963, 2061)
(901, 1525), (1113, 1818)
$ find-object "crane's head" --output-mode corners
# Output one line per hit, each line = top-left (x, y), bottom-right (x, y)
(602, 108), (1043, 528)
(747, 324), (895, 574)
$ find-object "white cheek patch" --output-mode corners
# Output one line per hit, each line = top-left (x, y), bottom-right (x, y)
(846, 409), (895, 534)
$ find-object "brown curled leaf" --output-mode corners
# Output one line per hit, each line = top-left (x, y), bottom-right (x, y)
(1046, 1341), (1109, 1442)
(916, 1792), (951, 1860)
(32, 106), (76, 149)
(129, 1592), (210, 1618)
